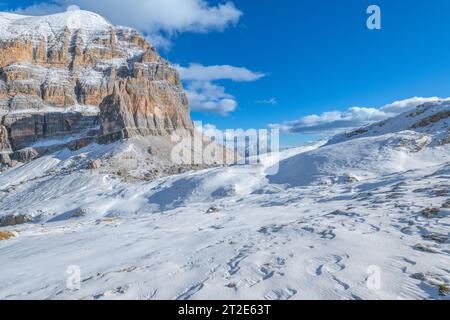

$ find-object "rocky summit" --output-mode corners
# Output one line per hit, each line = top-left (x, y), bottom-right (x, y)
(0, 9), (193, 166)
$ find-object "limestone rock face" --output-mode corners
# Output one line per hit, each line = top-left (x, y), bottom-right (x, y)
(0, 9), (194, 164)
(98, 82), (192, 144)
(98, 93), (131, 143)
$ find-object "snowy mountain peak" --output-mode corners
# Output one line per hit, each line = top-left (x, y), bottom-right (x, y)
(0, 8), (194, 168)
(0, 9), (113, 40)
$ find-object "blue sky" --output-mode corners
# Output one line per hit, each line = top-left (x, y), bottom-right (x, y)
(3, 0), (450, 146)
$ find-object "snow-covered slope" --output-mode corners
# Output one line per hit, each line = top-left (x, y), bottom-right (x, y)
(329, 100), (450, 146)
(0, 102), (449, 300)
(270, 101), (450, 187)
(269, 131), (450, 187)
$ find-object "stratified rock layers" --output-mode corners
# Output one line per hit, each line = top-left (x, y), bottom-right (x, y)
(0, 10), (193, 163)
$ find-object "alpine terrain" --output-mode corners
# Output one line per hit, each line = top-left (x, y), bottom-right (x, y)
(0, 9), (450, 300)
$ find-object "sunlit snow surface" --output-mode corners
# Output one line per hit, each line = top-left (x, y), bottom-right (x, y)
(1, 103), (450, 299)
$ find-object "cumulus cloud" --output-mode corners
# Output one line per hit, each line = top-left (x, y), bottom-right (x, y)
(379, 97), (442, 114)
(10, 0), (243, 49)
(176, 64), (264, 82)
(270, 97), (449, 135)
(185, 81), (237, 115)
(175, 64), (264, 115)
(195, 122), (235, 141)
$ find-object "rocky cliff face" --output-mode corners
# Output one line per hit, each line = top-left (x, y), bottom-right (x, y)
(0, 9), (193, 166)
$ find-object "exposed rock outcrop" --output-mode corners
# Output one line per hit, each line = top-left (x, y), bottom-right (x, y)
(2, 112), (98, 150)
(0, 9), (193, 165)
(0, 214), (32, 227)
(0, 125), (11, 151)
(12, 147), (38, 163)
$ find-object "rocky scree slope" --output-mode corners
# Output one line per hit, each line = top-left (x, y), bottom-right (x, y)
(0, 10), (193, 167)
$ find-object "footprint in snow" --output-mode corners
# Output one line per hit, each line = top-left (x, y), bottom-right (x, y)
(93, 286), (129, 299)
(319, 228), (336, 240)
(332, 275), (350, 290)
(263, 287), (297, 300)
(175, 282), (205, 300)
(306, 254), (348, 277)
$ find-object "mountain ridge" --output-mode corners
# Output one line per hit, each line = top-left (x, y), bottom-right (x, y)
(329, 100), (450, 146)
(0, 9), (195, 167)
(269, 101), (450, 187)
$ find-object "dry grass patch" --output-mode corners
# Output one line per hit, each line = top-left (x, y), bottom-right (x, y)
(0, 231), (15, 241)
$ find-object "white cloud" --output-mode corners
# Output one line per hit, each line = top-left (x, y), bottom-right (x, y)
(196, 122), (267, 138)
(186, 81), (237, 115)
(66, 5), (80, 12)
(175, 63), (264, 82)
(195, 122), (232, 141)
(175, 64), (264, 116)
(196, 122), (266, 140)
(256, 98), (277, 105)
(10, 0), (243, 49)
(379, 97), (442, 114)
(195, 122), (270, 155)
(270, 97), (449, 135)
